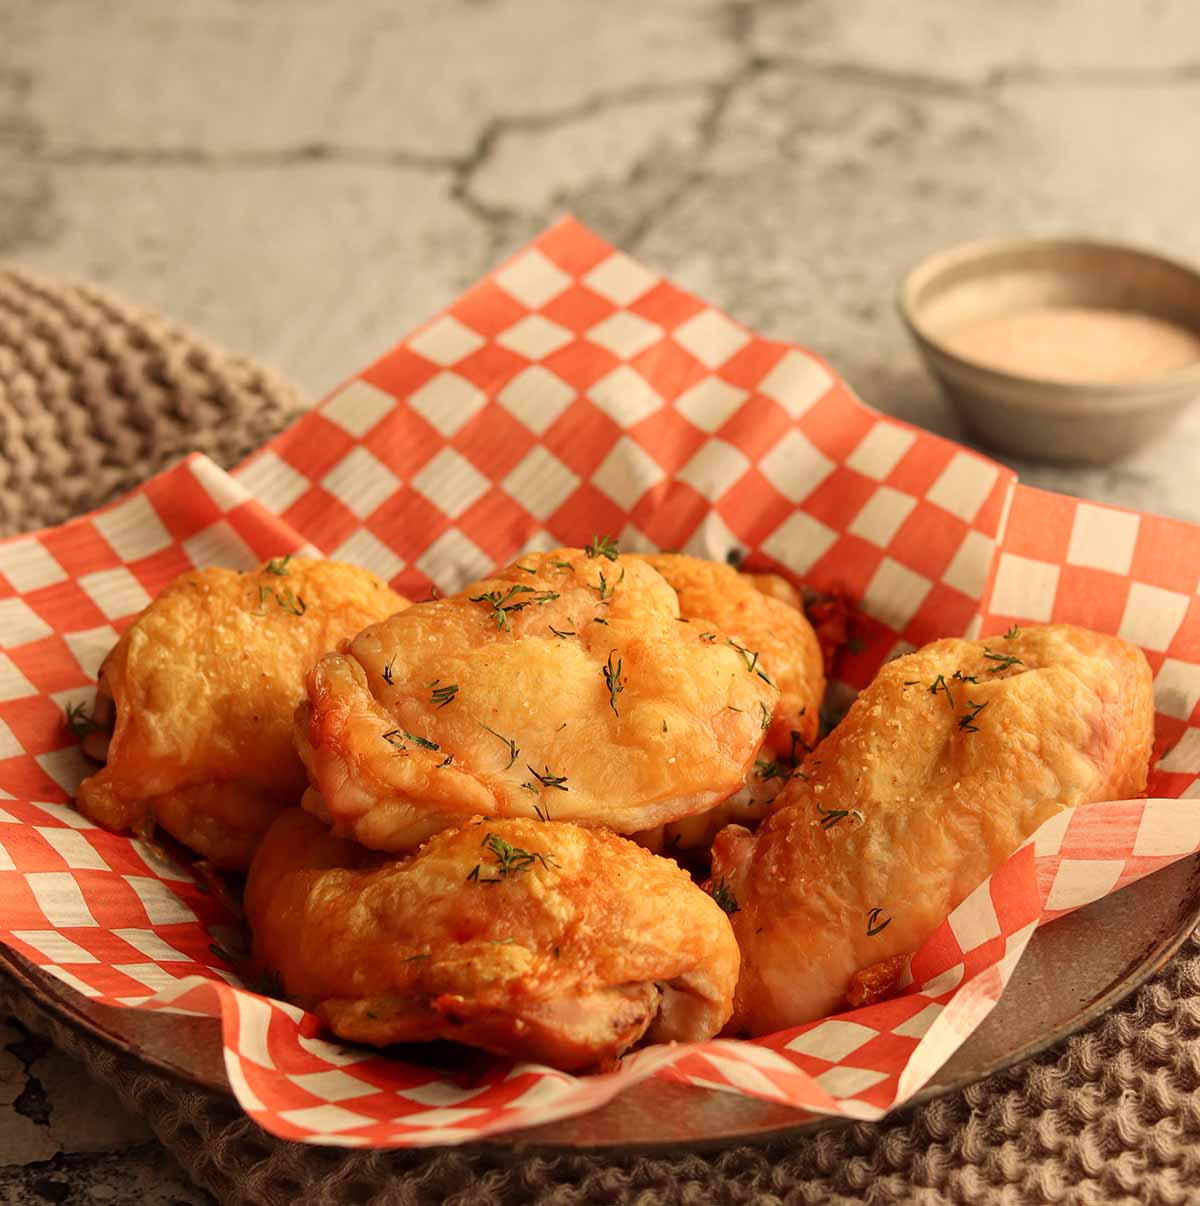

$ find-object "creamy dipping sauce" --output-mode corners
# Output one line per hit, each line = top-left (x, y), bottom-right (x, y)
(944, 306), (1200, 384)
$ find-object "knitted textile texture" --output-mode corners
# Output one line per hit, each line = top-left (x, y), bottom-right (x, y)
(1, 268), (1198, 1206)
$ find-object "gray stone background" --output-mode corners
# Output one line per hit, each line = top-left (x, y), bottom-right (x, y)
(1, 0), (1199, 1202)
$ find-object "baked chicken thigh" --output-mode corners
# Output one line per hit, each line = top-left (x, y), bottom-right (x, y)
(710, 624), (1154, 1035)
(245, 809), (739, 1069)
(75, 558), (407, 869)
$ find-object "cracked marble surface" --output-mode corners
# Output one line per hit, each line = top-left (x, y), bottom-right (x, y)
(1, 0), (1200, 1200)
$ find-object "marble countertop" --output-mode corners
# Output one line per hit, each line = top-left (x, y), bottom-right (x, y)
(1, 0), (1199, 1200)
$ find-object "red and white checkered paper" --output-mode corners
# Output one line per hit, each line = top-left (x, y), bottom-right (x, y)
(1, 217), (1198, 1148)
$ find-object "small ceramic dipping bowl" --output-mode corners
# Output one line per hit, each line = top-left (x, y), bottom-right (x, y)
(898, 237), (1200, 463)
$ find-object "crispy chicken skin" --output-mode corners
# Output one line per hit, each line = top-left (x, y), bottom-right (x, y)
(75, 559), (408, 870)
(245, 810), (739, 1069)
(295, 549), (775, 853)
(710, 625), (1154, 1036)
(634, 555), (823, 758)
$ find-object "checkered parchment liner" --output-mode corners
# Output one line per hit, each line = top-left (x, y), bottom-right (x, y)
(0, 216), (1198, 1147)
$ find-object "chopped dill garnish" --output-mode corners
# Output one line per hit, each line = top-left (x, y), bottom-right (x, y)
(708, 879), (740, 915)
(514, 564), (537, 575)
(437, 754), (453, 768)
(595, 566), (625, 601)
(759, 701), (772, 732)
(551, 560), (574, 570)
(469, 584), (532, 630)
(65, 701), (98, 741)
(405, 953), (431, 962)
(818, 804), (864, 830)
(983, 649), (1023, 673)
(662, 719), (668, 733)
(603, 650), (624, 717)
(264, 554), (292, 576)
(789, 730), (812, 763)
(903, 680), (920, 686)
(951, 669), (980, 684)
(1004, 624), (1020, 640)
(428, 585), (442, 601)
(727, 705), (743, 713)
(549, 624), (576, 638)
(929, 673), (954, 709)
(467, 832), (558, 884)
(404, 729), (439, 751)
(726, 638), (777, 688)
(593, 617), (609, 626)
(866, 907), (892, 936)
(480, 724), (519, 769)
(754, 758), (791, 784)
(526, 765), (569, 791)
(429, 680), (459, 708)
(382, 655), (396, 686)
(676, 617), (691, 624)
(958, 699), (988, 733)
(381, 729), (408, 752)
(585, 534), (619, 561)
(699, 632), (716, 642)
(533, 804), (551, 822)
(253, 584), (306, 616)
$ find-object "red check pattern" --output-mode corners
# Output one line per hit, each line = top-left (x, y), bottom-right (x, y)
(0, 217), (1197, 1147)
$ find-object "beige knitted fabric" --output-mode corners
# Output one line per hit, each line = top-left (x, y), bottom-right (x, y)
(1, 267), (1198, 1205)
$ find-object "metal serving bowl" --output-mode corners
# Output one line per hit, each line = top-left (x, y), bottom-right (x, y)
(898, 237), (1200, 464)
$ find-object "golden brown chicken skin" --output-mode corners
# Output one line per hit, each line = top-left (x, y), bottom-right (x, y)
(75, 558), (408, 870)
(634, 555), (823, 759)
(245, 810), (740, 1070)
(295, 549), (775, 853)
(710, 624), (1153, 1036)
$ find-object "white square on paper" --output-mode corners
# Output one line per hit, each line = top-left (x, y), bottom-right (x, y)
(925, 451), (1000, 524)
(113, 929), (193, 962)
(190, 457), (248, 513)
(414, 528), (493, 594)
(586, 365), (664, 428)
(410, 448), (491, 520)
(758, 429), (835, 504)
(674, 377), (749, 433)
(0, 538), (67, 593)
(36, 827), (109, 871)
(1066, 502), (1140, 576)
(183, 521), (259, 572)
(0, 653), (35, 702)
(675, 439), (750, 502)
(988, 553), (1060, 623)
(321, 380), (395, 438)
(497, 366), (576, 435)
(893, 1003), (943, 1039)
(321, 447), (400, 520)
(13, 930), (98, 963)
(585, 311), (663, 360)
(671, 308), (751, 369)
(1045, 858), (1125, 912)
(760, 512), (838, 577)
(848, 486), (917, 548)
(582, 252), (658, 305)
(757, 350), (833, 419)
(0, 717), (21, 760)
(591, 436), (665, 507)
(1154, 658), (1200, 721)
(1133, 798), (1200, 857)
(941, 530), (996, 600)
(0, 597), (53, 647)
(26, 872), (96, 927)
(947, 877), (1002, 952)
(328, 529), (404, 582)
(846, 423), (916, 480)
(785, 1019), (876, 1061)
(35, 746), (93, 796)
(93, 494), (173, 562)
(501, 447), (579, 521)
(860, 558), (933, 630)
(125, 875), (196, 925)
(63, 626), (118, 679)
(494, 249), (571, 309)
(815, 1065), (888, 1098)
(1118, 581), (1190, 652)
(77, 567), (151, 621)
(681, 511), (742, 562)
(1158, 728), (1200, 774)
(287, 1069), (374, 1104)
(496, 314), (573, 360)
(408, 371), (487, 438)
(234, 451), (310, 515)
(407, 315), (485, 366)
